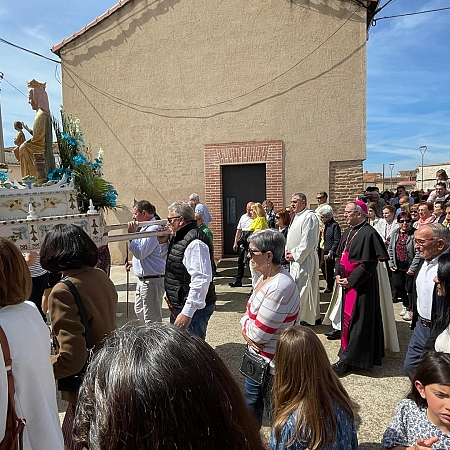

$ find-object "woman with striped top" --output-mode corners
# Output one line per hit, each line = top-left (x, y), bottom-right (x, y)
(240, 229), (300, 428)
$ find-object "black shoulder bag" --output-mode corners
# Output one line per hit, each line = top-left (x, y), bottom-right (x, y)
(56, 279), (94, 392)
(239, 345), (271, 385)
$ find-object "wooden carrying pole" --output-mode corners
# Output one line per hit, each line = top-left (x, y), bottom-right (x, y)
(125, 241), (129, 318)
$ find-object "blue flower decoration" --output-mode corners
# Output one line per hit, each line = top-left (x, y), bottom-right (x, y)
(73, 155), (87, 166)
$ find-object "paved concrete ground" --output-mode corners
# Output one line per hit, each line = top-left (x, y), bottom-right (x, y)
(58, 260), (412, 448)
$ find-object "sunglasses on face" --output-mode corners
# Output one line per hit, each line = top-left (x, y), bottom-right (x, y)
(398, 220), (412, 224)
(167, 216), (181, 223)
(247, 248), (265, 257)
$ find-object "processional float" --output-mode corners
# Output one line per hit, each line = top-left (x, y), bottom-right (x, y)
(0, 175), (167, 250)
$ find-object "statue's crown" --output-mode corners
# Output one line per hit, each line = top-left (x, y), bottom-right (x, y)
(27, 79), (46, 90)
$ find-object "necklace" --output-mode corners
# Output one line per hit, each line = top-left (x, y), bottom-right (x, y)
(344, 221), (367, 252)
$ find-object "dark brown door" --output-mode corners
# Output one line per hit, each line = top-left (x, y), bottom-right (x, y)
(222, 164), (266, 256)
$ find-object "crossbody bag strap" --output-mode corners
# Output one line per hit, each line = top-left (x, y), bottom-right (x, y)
(60, 279), (94, 349)
(246, 344), (273, 364)
(0, 325), (26, 449)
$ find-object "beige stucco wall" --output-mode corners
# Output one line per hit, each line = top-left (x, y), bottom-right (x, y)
(416, 163), (450, 192)
(56, 0), (367, 262)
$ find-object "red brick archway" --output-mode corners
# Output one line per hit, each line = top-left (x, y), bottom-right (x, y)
(204, 140), (283, 259)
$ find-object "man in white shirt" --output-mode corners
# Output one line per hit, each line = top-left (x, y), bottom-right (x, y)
(229, 202), (254, 287)
(126, 200), (166, 323)
(158, 201), (216, 340)
(404, 223), (450, 379)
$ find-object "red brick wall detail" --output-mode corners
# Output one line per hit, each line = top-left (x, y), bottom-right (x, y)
(204, 141), (283, 259)
(328, 160), (364, 224)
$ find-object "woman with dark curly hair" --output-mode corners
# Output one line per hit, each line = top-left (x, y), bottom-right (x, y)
(40, 224), (117, 450)
(74, 323), (265, 450)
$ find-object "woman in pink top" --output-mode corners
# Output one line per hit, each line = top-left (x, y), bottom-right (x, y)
(413, 201), (436, 229)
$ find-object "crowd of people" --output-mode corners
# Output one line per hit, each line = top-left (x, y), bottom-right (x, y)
(2, 177), (450, 449)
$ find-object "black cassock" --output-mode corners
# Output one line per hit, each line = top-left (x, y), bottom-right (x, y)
(335, 221), (389, 369)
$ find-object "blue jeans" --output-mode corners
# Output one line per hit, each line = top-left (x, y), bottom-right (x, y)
(404, 319), (431, 380)
(244, 372), (274, 428)
(170, 303), (215, 340)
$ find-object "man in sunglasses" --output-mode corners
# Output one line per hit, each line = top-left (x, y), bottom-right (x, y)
(404, 223), (450, 379)
(314, 191), (328, 210)
(158, 201), (216, 340)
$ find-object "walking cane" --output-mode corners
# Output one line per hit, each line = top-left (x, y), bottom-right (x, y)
(163, 294), (178, 320)
(125, 241), (129, 318)
(323, 253), (328, 287)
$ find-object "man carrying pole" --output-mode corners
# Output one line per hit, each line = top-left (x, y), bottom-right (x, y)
(125, 200), (165, 323)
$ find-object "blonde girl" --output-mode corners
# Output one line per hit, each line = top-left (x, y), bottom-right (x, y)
(270, 326), (358, 450)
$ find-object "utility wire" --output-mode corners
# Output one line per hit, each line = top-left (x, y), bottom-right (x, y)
(60, 4), (361, 113)
(0, 37), (60, 63)
(0, 75), (28, 98)
(373, 6), (450, 25)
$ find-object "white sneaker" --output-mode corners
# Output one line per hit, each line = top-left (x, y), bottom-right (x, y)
(399, 306), (407, 317)
(403, 311), (412, 321)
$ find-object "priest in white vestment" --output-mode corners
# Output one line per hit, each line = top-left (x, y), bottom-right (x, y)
(285, 192), (321, 325)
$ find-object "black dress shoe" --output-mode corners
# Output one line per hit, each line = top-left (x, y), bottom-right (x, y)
(331, 360), (353, 377)
(300, 318), (322, 327)
(324, 329), (341, 340)
(228, 281), (242, 287)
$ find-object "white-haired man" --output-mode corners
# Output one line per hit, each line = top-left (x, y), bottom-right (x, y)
(332, 200), (388, 377)
(158, 201), (216, 339)
(188, 193), (212, 226)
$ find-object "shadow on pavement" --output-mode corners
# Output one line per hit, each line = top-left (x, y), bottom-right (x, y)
(358, 442), (383, 450)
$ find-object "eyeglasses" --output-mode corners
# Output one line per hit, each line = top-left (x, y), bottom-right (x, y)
(411, 210), (418, 214)
(398, 220), (412, 224)
(247, 248), (265, 257)
(414, 238), (436, 245)
(167, 216), (182, 223)
(316, 196), (323, 200)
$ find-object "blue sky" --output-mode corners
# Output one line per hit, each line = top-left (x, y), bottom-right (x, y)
(0, 0), (449, 175)
(366, 0), (450, 175)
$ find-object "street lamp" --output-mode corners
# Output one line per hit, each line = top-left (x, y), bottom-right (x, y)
(389, 163), (394, 190)
(419, 146), (427, 191)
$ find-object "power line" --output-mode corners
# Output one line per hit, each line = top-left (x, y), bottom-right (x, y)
(373, 6), (450, 25)
(61, 4), (362, 113)
(0, 37), (60, 64)
(0, 75), (28, 98)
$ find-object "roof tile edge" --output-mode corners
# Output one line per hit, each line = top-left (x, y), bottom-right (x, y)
(51, 0), (132, 55)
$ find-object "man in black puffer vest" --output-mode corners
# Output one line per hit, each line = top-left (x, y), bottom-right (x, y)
(158, 201), (216, 339)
